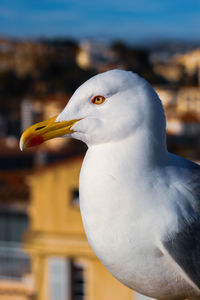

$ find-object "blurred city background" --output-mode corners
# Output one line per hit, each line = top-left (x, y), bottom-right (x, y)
(0, 1), (200, 300)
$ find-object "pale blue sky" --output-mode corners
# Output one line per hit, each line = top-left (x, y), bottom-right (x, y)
(0, 0), (200, 44)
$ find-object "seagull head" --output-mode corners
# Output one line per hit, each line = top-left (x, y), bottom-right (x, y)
(20, 69), (166, 150)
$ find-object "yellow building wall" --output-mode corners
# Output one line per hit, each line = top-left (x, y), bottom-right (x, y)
(29, 157), (84, 234)
(85, 259), (133, 300)
(24, 156), (134, 300)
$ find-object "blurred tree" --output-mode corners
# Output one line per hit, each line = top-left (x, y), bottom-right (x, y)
(0, 71), (31, 104)
(35, 38), (95, 94)
(112, 40), (168, 84)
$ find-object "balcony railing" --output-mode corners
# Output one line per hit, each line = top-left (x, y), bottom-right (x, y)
(0, 241), (30, 281)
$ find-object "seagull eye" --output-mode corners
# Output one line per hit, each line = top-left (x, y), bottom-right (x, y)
(92, 95), (105, 105)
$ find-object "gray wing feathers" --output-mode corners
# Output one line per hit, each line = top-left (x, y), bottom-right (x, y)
(163, 217), (200, 289)
(162, 162), (200, 289)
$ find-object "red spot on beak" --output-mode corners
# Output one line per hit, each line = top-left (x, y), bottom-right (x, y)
(28, 135), (44, 147)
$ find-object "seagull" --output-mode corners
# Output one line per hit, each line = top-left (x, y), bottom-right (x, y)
(20, 70), (200, 300)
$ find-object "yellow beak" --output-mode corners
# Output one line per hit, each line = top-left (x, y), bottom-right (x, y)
(19, 115), (80, 151)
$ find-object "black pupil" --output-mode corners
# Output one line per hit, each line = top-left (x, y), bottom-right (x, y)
(96, 97), (101, 101)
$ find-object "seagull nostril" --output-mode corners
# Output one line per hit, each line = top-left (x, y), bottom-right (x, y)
(35, 126), (46, 131)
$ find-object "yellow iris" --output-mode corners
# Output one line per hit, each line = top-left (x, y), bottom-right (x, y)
(92, 96), (105, 105)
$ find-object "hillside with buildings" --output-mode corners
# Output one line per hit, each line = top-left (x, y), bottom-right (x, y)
(0, 37), (199, 163)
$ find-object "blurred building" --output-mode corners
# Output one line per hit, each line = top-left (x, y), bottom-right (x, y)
(153, 63), (183, 83)
(155, 86), (200, 137)
(0, 170), (33, 299)
(76, 39), (120, 72)
(0, 39), (15, 71)
(155, 86), (200, 160)
(172, 49), (200, 85)
(23, 156), (136, 300)
(151, 46), (200, 85)
(0, 38), (53, 78)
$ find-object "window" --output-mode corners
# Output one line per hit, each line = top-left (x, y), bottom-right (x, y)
(0, 209), (30, 280)
(71, 262), (85, 300)
(71, 189), (79, 206)
(135, 292), (155, 300)
(49, 258), (85, 300)
(0, 210), (28, 242)
(49, 257), (71, 300)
